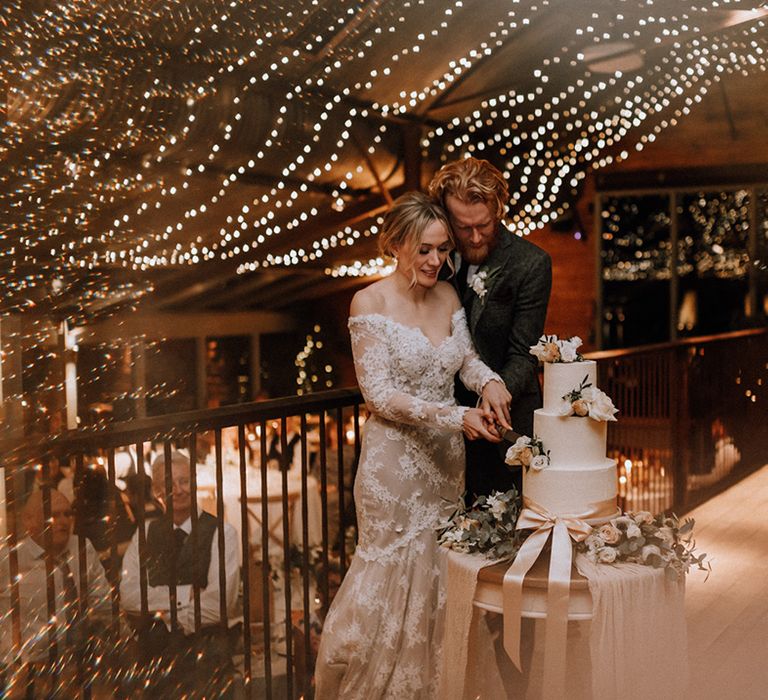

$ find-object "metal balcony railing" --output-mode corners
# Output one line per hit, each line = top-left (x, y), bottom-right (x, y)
(0, 327), (765, 698)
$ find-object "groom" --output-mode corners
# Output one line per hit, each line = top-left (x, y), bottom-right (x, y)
(430, 157), (552, 498)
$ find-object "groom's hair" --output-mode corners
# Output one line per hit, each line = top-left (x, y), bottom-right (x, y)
(428, 157), (509, 222)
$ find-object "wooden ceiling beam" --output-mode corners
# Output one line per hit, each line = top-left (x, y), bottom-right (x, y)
(271, 273), (369, 310)
(240, 274), (324, 310)
(195, 271), (287, 310)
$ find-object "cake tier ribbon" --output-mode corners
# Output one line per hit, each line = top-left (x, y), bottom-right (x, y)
(501, 497), (614, 700)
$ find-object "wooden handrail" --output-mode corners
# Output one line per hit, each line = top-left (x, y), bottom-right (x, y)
(585, 326), (766, 361)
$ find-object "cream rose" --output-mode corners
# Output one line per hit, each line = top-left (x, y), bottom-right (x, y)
(597, 523), (622, 545)
(505, 437), (532, 466)
(530, 454), (548, 471)
(572, 399), (590, 417)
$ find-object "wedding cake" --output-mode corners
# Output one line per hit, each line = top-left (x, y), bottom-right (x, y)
(506, 336), (620, 523)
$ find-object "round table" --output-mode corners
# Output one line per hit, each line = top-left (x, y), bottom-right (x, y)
(474, 551), (593, 620)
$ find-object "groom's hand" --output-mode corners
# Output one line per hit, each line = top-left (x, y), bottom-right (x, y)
(480, 379), (512, 431)
(462, 408), (502, 442)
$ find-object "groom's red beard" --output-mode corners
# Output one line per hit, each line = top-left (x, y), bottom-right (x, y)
(457, 232), (500, 265)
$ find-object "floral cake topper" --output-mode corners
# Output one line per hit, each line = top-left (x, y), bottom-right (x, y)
(529, 334), (583, 363)
(559, 375), (618, 422)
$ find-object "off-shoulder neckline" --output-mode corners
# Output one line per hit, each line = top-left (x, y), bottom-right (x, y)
(348, 307), (464, 350)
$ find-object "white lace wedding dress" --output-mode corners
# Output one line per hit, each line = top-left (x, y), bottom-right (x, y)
(315, 308), (500, 699)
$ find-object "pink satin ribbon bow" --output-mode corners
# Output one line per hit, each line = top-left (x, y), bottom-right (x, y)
(501, 498), (600, 699)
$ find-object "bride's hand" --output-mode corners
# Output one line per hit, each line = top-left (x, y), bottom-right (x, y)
(462, 408), (502, 443)
(480, 379), (512, 432)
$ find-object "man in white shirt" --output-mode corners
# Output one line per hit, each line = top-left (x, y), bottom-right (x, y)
(119, 450), (240, 697)
(0, 489), (111, 696)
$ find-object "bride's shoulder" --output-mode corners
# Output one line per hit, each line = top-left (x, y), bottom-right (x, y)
(433, 280), (462, 313)
(350, 280), (388, 317)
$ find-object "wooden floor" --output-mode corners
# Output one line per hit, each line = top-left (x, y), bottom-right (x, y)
(685, 464), (768, 700)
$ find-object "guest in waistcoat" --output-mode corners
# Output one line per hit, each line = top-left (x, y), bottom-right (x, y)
(119, 451), (240, 698)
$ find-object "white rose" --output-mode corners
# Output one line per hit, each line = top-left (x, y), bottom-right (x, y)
(633, 511), (654, 525)
(657, 526), (675, 545)
(558, 342), (578, 363)
(625, 522), (642, 539)
(557, 399), (574, 416)
(556, 336), (582, 363)
(584, 533), (604, 550)
(641, 544), (662, 563)
(614, 515), (633, 530)
(597, 547), (618, 563)
(587, 389), (618, 422)
(529, 342), (549, 362)
(487, 495), (507, 519)
(530, 454), (548, 471)
(470, 271), (488, 298)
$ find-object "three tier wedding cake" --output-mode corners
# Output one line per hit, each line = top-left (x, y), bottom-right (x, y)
(506, 335), (620, 523)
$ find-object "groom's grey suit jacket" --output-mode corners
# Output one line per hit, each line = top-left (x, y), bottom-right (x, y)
(455, 226), (552, 496)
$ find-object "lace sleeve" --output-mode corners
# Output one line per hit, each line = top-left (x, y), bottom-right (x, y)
(350, 317), (468, 431)
(454, 309), (503, 395)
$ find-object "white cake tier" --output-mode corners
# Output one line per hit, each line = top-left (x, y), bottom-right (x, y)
(533, 411), (606, 467)
(523, 460), (618, 520)
(542, 360), (597, 413)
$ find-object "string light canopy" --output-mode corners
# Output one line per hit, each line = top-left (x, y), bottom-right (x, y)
(2, 0), (767, 319)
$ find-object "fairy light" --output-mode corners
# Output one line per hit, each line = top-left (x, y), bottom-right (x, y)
(1, 2), (766, 309)
(295, 324), (334, 395)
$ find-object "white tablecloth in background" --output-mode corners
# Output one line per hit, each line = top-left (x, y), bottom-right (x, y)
(195, 463), (323, 559)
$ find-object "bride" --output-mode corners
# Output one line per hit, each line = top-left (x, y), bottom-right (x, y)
(315, 191), (511, 699)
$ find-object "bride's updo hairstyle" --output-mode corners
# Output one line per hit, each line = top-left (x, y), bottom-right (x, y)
(379, 191), (454, 286)
(428, 156), (509, 223)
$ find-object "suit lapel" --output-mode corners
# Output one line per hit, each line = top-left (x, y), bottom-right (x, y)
(455, 252), (475, 311)
(469, 230), (515, 336)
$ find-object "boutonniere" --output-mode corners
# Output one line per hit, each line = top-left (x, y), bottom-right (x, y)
(469, 266), (502, 301)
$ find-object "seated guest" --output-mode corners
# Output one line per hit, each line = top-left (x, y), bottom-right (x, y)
(0, 489), (111, 696)
(119, 451), (240, 697)
(73, 464), (136, 561)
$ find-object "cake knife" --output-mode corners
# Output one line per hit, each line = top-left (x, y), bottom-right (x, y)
(501, 427), (523, 443)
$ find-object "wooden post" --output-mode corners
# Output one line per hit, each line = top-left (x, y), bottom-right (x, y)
(402, 123), (423, 191)
(196, 336), (208, 409)
(132, 339), (147, 419)
(669, 191), (679, 342)
(251, 333), (262, 400)
(593, 192), (603, 349)
(747, 186), (759, 320)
